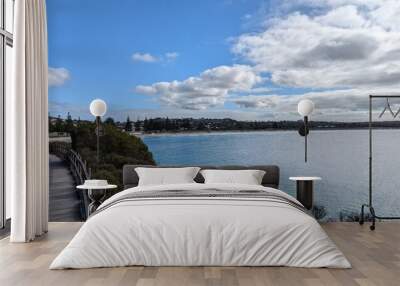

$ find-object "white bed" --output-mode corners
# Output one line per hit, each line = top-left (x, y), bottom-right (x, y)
(50, 183), (351, 269)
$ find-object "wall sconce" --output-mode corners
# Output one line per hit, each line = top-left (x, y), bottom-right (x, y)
(90, 99), (107, 164)
(298, 99), (314, 162)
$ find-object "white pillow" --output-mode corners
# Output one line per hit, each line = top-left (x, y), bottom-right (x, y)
(135, 167), (200, 186)
(200, 169), (266, 185)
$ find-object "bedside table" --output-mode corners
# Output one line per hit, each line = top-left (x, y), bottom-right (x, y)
(289, 177), (321, 210)
(77, 184), (117, 216)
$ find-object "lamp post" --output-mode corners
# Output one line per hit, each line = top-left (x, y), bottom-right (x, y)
(297, 99), (314, 163)
(89, 99), (107, 164)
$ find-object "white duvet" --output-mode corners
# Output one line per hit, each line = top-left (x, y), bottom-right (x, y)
(50, 183), (351, 269)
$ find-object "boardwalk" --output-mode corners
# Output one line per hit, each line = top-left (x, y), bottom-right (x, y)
(49, 154), (82, 222)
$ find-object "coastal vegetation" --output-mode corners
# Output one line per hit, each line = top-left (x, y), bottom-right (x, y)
(312, 205), (327, 221)
(49, 114), (155, 193)
(50, 115), (400, 136)
(136, 118), (400, 132)
(338, 210), (373, 222)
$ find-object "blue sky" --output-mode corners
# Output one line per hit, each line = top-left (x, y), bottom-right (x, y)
(47, 0), (400, 121)
(48, 0), (263, 119)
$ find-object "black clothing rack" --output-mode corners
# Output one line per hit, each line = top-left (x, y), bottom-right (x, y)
(360, 95), (400, 230)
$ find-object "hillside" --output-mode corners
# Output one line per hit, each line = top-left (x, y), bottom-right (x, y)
(49, 116), (155, 194)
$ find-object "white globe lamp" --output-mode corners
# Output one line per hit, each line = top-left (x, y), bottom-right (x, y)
(89, 99), (107, 164)
(90, 99), (107, 117)
(298, 99), (314, 117)
(297, 99), (315, 163)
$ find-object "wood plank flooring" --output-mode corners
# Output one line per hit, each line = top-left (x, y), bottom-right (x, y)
(49, 155), (82, 222)
(0, 222), (399, 286)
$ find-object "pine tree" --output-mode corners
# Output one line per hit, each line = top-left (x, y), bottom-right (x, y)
(125, 116), (133, 132)
(65, 112), (74, 133)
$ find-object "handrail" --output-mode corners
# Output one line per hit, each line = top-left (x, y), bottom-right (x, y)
(49, 142), (91, 220)
(69, 149), (91, 184)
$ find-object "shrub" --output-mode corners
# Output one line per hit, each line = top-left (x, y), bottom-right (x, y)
(51, 119), (155, 192)
(339, 210), (373, 222)
(312, 205), (327, 221)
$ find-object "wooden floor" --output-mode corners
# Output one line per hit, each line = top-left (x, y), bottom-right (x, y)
(49, 155), (82, 222)
(0, 222), (399, 286)
(0, 156), (82, 240)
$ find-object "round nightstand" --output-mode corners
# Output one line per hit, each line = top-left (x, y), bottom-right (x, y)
(77, 184), (117, 216)
(289, 177), (321, 210)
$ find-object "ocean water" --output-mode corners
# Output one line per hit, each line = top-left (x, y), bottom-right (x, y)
(143, 129), (400, 219)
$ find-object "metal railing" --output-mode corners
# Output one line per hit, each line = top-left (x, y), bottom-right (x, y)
(49, 142), (91, 220)
(68, 149), (91, 185)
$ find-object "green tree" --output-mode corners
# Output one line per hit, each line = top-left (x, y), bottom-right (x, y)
(104, 117), (116, 126)
(125, 116), (133, 132)
(134, 120), (141, 131)
(65, 112), (74, 133)
(49, 115), (56, 133)
(70, 120), (155, 194)
(54, 115), (64, 132)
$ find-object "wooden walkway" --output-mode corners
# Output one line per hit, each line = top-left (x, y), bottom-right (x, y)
(49, 154), (82, 222)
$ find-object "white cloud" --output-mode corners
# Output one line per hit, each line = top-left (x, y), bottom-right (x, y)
(133, 1), (400, 120)
(165, 52), (179, 61)
(132, 51), (179, 63)
(48, 67), (70, 87)
(275, 0), (382, 12)
(232, 89), (368, 112)
(135, 65), (261, 110)
(231, 88), (400, 121)
(243, 14), (252, 20)
(132, 52), (158, 63)
(232, 1), (400, 90)
(135, 85), (158, 95)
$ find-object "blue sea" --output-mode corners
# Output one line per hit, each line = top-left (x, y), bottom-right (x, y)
(143, 129), (400, 220)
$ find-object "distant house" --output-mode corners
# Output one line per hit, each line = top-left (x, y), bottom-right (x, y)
(49, 132), (72, 143)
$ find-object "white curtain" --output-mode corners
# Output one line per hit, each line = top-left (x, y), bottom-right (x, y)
(8, 0), (49, 242)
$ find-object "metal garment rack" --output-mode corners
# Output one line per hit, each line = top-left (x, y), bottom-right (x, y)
(360, 95), (400, 230)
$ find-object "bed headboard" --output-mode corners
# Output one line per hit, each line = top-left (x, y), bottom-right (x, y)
(122, 165), (280, 189)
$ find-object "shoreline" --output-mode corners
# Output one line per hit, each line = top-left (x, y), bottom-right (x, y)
(139, 127), (400, 137)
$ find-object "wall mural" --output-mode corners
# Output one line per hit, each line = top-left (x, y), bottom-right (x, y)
(47, 0), (400, 221)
